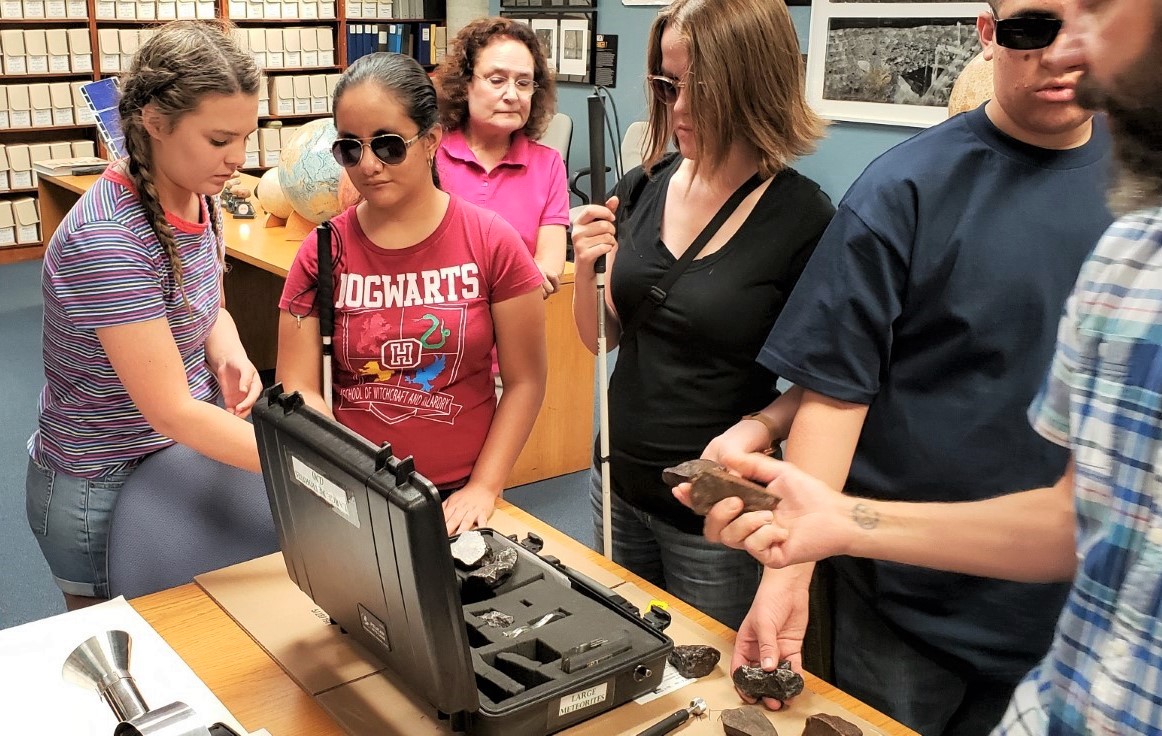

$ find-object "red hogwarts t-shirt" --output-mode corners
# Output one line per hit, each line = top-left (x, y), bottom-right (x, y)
(280, 195), (542, 488)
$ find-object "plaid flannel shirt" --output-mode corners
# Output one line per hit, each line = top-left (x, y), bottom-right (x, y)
(996, 208), (1162, 736)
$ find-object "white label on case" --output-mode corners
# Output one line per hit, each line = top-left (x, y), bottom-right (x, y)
(291, 455), (360, 528)
(558, 684), (608, 717)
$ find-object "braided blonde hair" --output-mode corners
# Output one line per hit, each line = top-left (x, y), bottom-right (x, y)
(118, 20), (259, 300)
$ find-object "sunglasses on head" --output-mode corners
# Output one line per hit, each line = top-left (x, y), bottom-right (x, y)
(330, 129), (428, 168)
(647, 74), (691, 104)
(993, 14), (1063, 50)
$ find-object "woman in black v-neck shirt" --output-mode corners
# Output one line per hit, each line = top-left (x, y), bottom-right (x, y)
(570, 0), (835, 629)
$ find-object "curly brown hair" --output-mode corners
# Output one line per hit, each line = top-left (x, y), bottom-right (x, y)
(433, 17), (557, 140)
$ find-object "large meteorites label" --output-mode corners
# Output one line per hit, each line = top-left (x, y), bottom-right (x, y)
(291, 455), (360, 528)
(558, 683), (608, 717)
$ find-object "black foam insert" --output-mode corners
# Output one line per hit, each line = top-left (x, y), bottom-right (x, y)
(456, 532), (662, 711)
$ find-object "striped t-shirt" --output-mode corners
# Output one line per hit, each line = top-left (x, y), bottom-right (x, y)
(28, 168), (223, 478)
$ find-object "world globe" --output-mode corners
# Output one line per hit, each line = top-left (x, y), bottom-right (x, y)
(277, 118), (343, 224)
(255, 166), (293, 219)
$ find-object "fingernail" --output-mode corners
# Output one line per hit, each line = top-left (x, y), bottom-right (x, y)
(758, 511), (774, 523)
(762, 658), (774, 670)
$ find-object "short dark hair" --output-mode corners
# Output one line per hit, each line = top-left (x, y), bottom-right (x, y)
(433, 17), (557, 140)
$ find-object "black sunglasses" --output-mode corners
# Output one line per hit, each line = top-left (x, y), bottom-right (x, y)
(993, 14), (1063, 50)
(647, 74), (691, 104)
(330, 129), (428, 168)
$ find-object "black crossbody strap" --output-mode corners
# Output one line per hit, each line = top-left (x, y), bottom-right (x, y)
(623, 171), (765, 339)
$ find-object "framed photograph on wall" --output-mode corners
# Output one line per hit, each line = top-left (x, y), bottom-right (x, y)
(806, 1), (985, 127)
(503, 11), (597, 84)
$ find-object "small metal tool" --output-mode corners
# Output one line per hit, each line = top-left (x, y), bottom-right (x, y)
(634, 697), (707, 736)
(502, 610), (566, 638)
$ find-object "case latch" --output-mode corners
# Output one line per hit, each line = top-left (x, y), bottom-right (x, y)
(643, 601), (672, 632)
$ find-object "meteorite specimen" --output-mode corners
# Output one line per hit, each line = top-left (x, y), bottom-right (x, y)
(467, 547), (518, 588)
(720, 707), (779, 736)
(662, 459), (779, 515)
(802, 713), (862, 736)
(668, 644), (721, 679)
(731, 661), (804, 701)
(479, 610), (515, 628)
(451, 530), (491, 568)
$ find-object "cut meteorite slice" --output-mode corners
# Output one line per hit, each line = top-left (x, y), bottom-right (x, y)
(802, 713), (863, 736)
(662, 459), (725, 487)
(467, 547), (518, 588)
(687, 468), (778, 516)
(668, 644), (721, 679)
(451, 530), (490, 568)
(720, 707), (779, 736)
(731, 661), (804, 702)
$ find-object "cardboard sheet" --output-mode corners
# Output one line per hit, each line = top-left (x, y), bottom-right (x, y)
(196, 553), (385, 694)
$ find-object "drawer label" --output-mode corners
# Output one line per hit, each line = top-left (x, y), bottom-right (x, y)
(291, 454), (360, 528)
(558, 683), (608, 716)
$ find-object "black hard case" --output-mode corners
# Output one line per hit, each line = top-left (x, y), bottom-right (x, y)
(253, 390), (673, 735)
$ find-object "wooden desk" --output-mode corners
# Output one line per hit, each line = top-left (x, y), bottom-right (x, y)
(33, 172), (595, 487)
(131, 501), (917, 736)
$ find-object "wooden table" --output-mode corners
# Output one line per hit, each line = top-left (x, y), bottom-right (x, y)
(33, 172), (595, 487)
(130, 501), (917, 736)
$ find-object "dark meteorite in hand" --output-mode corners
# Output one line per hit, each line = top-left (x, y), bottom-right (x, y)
(662, 459), (779, 516)
(731, 661), (804, 701)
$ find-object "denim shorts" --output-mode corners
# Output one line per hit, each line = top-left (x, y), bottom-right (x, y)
(25, 457), (132, 598)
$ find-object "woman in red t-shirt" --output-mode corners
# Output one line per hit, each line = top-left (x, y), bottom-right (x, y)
(277, 52), (547, 535)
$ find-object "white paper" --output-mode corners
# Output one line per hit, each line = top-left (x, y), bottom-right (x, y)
(530, 18), (558, 72)
(0, 597), (248, 735)
(558, 18), (588, 77)
(633, 661), (695, 705)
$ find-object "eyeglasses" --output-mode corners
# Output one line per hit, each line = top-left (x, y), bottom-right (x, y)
(992, 14), (1063, 50)
(474, 74), (539, 96)
(647, 74), (691, 104)
(330, 129), (428, 168)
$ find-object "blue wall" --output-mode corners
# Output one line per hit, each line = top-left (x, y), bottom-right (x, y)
(490, 2), (922, 202)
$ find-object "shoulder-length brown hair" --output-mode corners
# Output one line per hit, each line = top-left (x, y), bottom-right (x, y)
(433, 17), (558, 140)
(643, 0), (825, 179)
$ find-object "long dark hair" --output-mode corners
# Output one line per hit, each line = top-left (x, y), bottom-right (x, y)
(118, 19), (260, 301)
(333, 52), (441, 187)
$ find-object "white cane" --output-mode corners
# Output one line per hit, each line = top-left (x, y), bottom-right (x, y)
(316, 222), (335, 411)
(588, 93), (613, 559)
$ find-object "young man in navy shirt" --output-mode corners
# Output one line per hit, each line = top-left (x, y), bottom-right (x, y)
(694, 0), (1112, 733)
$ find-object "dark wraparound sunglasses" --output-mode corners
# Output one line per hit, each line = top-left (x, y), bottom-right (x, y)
(993, 14), (1063, 50)
(331, 129), (428, 168)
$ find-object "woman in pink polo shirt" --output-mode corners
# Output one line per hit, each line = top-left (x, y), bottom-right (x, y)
(433, 17), (569, 300)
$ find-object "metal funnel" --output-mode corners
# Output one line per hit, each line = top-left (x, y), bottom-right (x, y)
(62, 630), (149, 722)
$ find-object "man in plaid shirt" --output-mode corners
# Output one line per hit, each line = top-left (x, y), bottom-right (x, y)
(682, 0), (1162, 732)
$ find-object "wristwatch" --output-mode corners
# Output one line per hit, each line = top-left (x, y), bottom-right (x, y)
(741, 411), (779, 450)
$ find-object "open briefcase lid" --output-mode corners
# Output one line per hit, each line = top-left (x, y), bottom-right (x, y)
(253, 386), (481, 719)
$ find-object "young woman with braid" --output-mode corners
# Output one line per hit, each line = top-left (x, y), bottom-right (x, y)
(25, 20), (276, 610)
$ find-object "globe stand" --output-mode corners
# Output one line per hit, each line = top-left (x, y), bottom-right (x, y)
(263, 210), (316, 242)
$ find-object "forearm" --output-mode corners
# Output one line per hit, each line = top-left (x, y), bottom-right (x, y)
(783, 390), (867, 490)
(533, 226), (567, 281)
(467, 377), (545, 494)
(203, 308), (248, 369)
(153, 397), (261, 473)
(571, 273), (620, 354)
(839, 482), (1077, 582)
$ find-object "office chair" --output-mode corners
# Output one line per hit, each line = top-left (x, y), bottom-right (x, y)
(540, 112), (573, 165)
(569, 120), (651, 205)
(106, 443), (279, 599)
